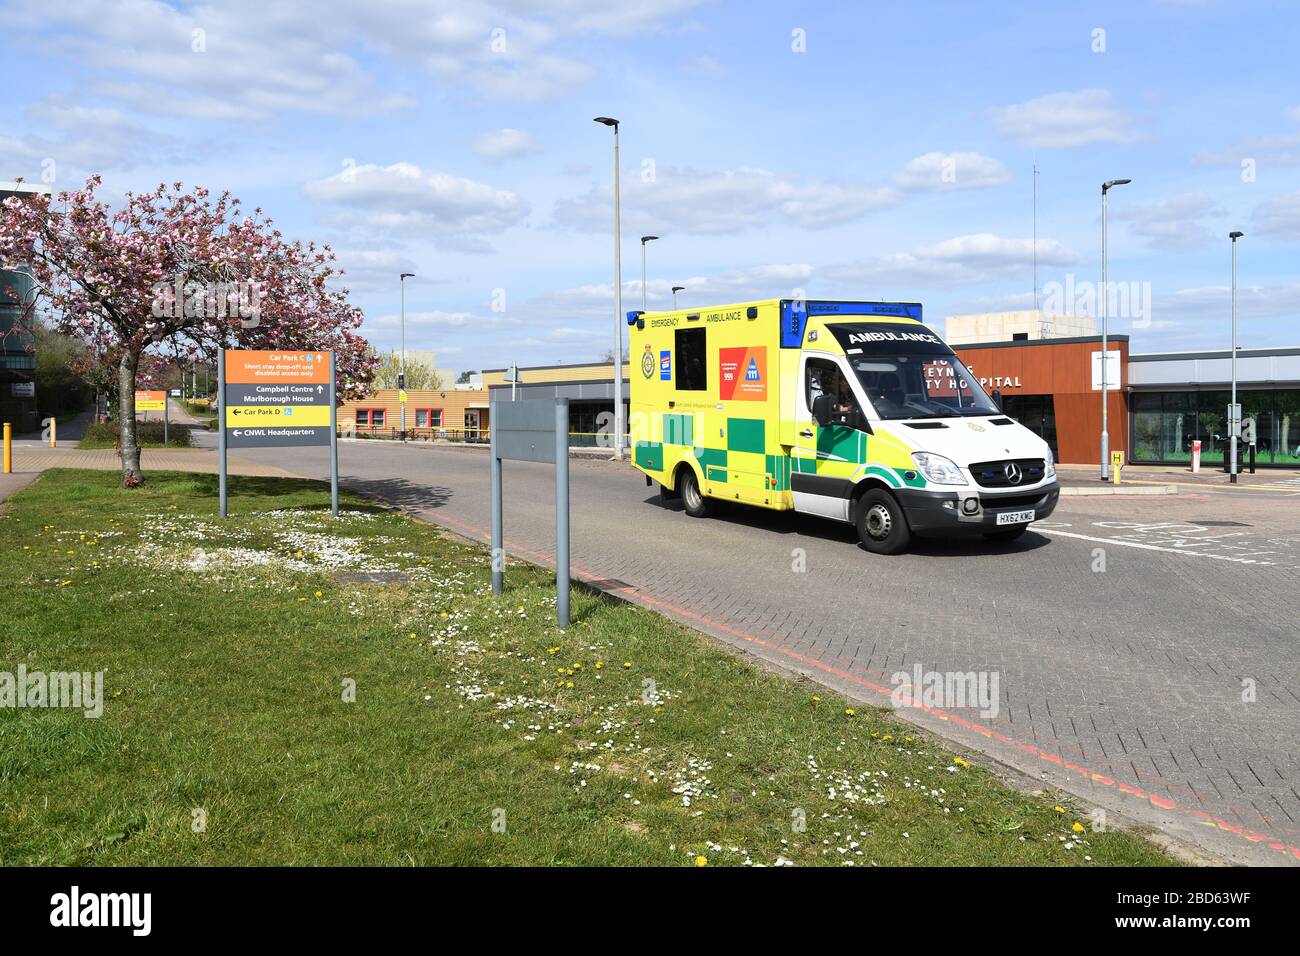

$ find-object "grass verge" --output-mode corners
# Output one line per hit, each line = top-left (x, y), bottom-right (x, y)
(0, 469), (1174, 866)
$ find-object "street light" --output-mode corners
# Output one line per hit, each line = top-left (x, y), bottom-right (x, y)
(640, 235), (659, 310)
(1229, 231), (1245, 483)
(1099, 178), (1131, 480)
(594, 116), (624, 458)
(399, 271), (414, 438)
(671, 285), (685, 309)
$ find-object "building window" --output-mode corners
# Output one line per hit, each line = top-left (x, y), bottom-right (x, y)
(675, 327), (707, 391)
(357, 408), (386, 428)
(415, 408), (443, 428)
(1131, 389), (1300, 467)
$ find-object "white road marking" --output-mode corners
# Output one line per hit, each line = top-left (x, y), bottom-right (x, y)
(1034, 525), (1276, 565)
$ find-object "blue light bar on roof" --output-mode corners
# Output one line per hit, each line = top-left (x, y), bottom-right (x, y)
(779, 300), (922, 348)
(626, 310), (644, 325)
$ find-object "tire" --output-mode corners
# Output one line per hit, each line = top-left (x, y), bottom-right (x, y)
(679, 468), (713, 518)
(855, 488), (911, 555)
(983, 526), (1028, 542)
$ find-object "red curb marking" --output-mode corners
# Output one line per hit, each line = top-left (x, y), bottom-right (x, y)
(418, 506), (1300, 862)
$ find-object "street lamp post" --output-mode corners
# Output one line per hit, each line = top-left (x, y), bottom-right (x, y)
(1229, 231), (1244, 483)
(594, 117), (624, 458)
(399, 271), (414, 439)
(671, 285), (684, 309)
(1099, 178), (1131, 480)
(640, 235), (658, 310)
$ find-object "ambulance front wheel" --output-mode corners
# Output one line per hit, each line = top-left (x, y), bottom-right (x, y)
(855, 488), (911, 555)
(679, 468), (713, 518)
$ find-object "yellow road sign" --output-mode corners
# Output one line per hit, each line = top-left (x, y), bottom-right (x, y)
(225, 405), (332, 427)
(135, 390), (166, 412)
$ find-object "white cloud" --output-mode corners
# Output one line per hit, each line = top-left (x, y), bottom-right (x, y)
(330, 249), (423, 293)
(529, 263), (816, 317)
(0, 96), (176, 178)
(895, 152), (1012, 191)
(1195, 108), (1300, 167)
(554, 166), (900, 234)
(0, 0), (705, 119)
(1111, 192), (1226, 250)
(824, 233), (1081, 290)
(303, 162), (528, 248)
(1250, 190), (1300, 239)
(990, 89), (1143, 149)
(472, 128), (541, 161)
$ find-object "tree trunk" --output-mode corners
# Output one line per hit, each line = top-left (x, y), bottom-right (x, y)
(118, 351), (144, 487)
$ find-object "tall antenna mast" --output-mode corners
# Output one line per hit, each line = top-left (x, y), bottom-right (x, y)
(1032, 159), (1039, 314)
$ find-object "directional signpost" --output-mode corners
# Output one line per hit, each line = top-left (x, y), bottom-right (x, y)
(135, 389), (167, 440)
(218, 349), (339, 518)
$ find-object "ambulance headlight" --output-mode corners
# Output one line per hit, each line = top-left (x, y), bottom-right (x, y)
(1044, 447), (1056, 478)
(911, 452), (966, 486)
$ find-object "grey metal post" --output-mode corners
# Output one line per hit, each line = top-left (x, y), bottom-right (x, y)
(1100, 185), (1109, 480)
(217, 349), (227, 519)
(399, 273), (406, 437)
(1098, 177), (1131, 479)
(612, 124), (624, 459)
(555, 398), (570, 628)
(329, 352), (340, 516)
(163, 390), (169, 444)
(490, 407), (503, 595)
(1229, 231), (1244, 483)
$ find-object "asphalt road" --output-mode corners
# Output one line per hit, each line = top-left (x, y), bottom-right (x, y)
(230, 438), (1300, 865)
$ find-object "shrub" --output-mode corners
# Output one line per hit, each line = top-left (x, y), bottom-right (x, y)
(80, 420), (194, 449)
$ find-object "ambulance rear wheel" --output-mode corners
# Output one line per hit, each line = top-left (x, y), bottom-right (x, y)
(855, 488), (911, 555)
(679, 469), (713, 518)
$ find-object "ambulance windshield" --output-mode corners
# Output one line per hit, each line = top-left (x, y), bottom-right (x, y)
(848, 353), (1000, 420)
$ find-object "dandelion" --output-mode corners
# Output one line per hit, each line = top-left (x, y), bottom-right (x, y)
(953, 757), (970, 768)
(623, 662), (632, 669)
(844, 708), (855, 716)
(1054, 806), (1066, 814)
(694, 856), (708, 867)
(1072, 822), (1085, 833)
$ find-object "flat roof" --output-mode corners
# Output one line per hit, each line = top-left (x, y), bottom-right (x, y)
(953, 334), (1128, 350)
(1131, 345), (1300, 361)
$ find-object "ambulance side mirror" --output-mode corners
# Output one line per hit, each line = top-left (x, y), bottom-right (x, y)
(811, 393), (833, 426)
(991, 389), (1004, 412)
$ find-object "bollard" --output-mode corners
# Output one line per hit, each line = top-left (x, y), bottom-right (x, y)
(3, 422), (10, 474)
(1110, 450), (1123, 485)
(1190, 439), (1201, 473)
(50, 417), (56, 448)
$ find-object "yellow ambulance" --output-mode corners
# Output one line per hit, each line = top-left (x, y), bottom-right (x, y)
(627, 299), (1059, 554)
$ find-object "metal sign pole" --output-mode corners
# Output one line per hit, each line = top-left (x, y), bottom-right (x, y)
(555, 398), (570, 628)
(163, 391), (169, 444)
(329, 353), (339, 517)
(490, 408), (504, 595)
(217, 350), (228, 519)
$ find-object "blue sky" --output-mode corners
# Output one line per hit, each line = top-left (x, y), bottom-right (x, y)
(2, 0), (1298, 373)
